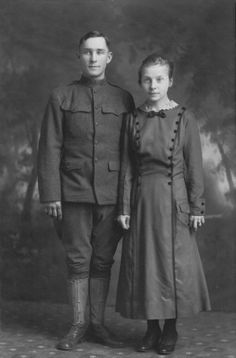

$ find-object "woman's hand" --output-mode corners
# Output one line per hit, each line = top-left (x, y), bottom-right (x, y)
(189, 215), (205, 231)
(117, 215), (130, 230)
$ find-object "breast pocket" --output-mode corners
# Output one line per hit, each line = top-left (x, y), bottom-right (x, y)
(101, 104), (127, 138)
(61, 102), (92, 140)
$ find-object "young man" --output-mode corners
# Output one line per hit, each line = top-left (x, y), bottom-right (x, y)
(38, 31), (135, 350)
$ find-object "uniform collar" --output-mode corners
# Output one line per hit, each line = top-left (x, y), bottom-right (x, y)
(79, 75), (107, 88)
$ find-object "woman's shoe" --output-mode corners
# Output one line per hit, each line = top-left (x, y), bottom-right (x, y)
(137, 326), (161, 352)
(157, 329), (178, 355)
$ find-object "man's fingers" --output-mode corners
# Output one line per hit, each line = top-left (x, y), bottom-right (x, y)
(43, 202), (62, 219)
(56, 205), (62, 220)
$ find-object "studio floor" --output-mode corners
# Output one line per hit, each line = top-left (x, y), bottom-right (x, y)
(1, 301), (236, 358)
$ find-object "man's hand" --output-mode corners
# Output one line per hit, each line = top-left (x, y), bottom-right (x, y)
(42, 201), (62, 220)
(117, 215), (130, 230)
(189, 215), (205, 231)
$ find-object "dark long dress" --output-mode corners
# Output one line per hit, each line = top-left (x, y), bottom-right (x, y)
(116, 105), (211, 319)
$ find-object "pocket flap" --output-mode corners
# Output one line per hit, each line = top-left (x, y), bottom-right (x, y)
(108, 161), (120, 171)
(62, 160), (83, 171)
(177, 202), (190, 213)
(61, 99), (91, 113)
(102, 104), (126, 116)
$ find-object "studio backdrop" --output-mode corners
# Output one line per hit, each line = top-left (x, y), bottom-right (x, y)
(0, 0), (235, 311)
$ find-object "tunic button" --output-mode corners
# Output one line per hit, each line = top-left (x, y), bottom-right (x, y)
(168, 173), (171, 177)
(174, 129), (177, 133)
(94, 158), (98, 162)
(135, 121), (139, 126)
(136, 134), (140, 139)
(171, 138), (174, 142)
(95, 122), (99, 126)
(95, 105), (99, 109)
(168, 181), (172, 185)
(201, 211), (204, 214)
(169, 148), (173, 151)
(168, 156), (172, 160)
(175, 121), (179, 124)
(201, 202), (205, 205)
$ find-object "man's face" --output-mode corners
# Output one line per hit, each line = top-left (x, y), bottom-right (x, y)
(79, 37), (112, 80)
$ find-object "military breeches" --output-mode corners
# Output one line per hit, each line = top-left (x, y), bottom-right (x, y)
(60, 203), (122, 279)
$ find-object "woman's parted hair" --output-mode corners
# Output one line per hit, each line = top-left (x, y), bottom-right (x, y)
(138, 53), (174, 84)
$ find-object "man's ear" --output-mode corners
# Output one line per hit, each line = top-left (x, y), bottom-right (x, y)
(106, 51), (113, 64)
(169, 78), (173, 87)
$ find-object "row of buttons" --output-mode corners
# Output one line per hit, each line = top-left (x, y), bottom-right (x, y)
(167, 116), (182, 185)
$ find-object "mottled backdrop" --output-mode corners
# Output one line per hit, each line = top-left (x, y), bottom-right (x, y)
(0, 0), (235, 311)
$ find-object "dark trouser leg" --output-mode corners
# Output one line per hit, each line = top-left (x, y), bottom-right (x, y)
(57, 203), (93, 350)
(89, 204), (124, 347)
(157, 318), (178, 355)
(137, 319), (162, 352)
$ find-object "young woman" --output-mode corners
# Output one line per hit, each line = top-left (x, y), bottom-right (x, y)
(116, 54), (211, 355)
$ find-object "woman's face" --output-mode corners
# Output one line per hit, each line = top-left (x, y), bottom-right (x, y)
(140, 64), (173, 103)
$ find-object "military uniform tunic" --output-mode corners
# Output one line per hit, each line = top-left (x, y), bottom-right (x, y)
(116, 106), (211, 319)
(38, 76), (134, 278)
(38, 76), (134, 204)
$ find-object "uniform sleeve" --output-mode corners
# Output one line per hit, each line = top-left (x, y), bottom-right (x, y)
(118, 114), (134, 215)
(183, 111), (206, 216)
(37, 91), (63, 202)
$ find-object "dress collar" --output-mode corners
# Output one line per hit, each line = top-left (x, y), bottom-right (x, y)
(140, 100), (179, 113)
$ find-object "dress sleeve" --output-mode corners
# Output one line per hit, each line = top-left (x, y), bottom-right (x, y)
(118, 113), (135, 215)
(37, 91), (63, 203)
(183, 111), (206, 216)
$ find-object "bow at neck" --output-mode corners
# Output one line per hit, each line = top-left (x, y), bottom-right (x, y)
(147, 109), (166, 118)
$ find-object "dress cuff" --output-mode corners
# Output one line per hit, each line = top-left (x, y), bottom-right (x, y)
(190, 198), (205, 215)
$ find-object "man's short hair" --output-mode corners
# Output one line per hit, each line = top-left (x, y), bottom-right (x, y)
(138, 53), (174, 84)
(79, 31), (111, 50)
